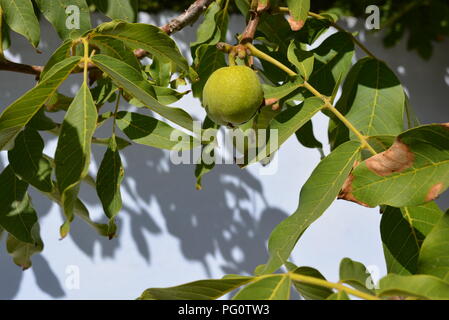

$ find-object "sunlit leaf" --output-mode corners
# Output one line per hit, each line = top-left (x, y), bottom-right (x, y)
(339, 258), (375, 294)
(139, 276), (253, 300)
(92, 20), (189, 73)
(340, 124), (449, 207)
(344, 57), (405, 137)
(287, 0), (310, 31)
(260, 141), (361, 274)
(233, 275), (291, 300)
(377, 274), (449, 300)
(0, 57), (81, 150)
(96, 136), (124, 238)
(91, 54), (195, 131)
(116, 111), (198, 150)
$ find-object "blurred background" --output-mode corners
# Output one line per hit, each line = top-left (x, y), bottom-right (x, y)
(0, 1), (448, 299)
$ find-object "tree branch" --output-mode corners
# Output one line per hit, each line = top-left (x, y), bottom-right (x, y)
(0, 0), (214, 77)
(161, 0), (215, 35)
(0, 59), (43, 76)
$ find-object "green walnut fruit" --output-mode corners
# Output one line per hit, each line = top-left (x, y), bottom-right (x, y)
(202, 65), (264, 126)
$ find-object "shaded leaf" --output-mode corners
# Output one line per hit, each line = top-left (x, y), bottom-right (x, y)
(6, 224), (43, 270)
(55, 82), (98, 237)
(381, 203), (443, 275)
(309, 32), (354, 96)
(295, 120), (323, 149)
(8, 128), (53, 192)
(195, 116), (218, 190)
(418, 210), (449, 281)
(0, 166), (38, 243)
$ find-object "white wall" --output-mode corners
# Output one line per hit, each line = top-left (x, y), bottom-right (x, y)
(0, 12), (448, 300)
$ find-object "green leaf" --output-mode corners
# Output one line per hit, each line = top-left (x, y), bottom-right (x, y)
(147, 57), (172, 87)
(92, 20), (189, 73)
(195, 116), (218, 190)
(0, 57), (81, 150)
(96, 136), (124, 238)
(418, 210), (449, 281)
(339, 258), (375, 294)
(262, 77), (304, 101)
(343, 58), (405, 137)
(93, 0), (138, 22)
(287, 0), (310, 31)
(340, 124), (449, 208)
(286, 263), (333, 300)
(0, 166), (38, 243)
(90, 37), (141, 72)
(139, 276), (254, 300)
(190, 1), (222, 54)
(6, 224), (43, 270)
(377, 274), (449, 300)
(309, 32), (354, 96)
(55, 82), (98, 237)
(35, 0), (91, 40)
(41, 40), (75, 80)
(287, 40), (314, 80)
(260, 141), (361, 274)
(381, 203), (443, 275)
(295, 120), (323, 149)
(28, 108), (57, 131)
(116, 111), (197, 151)
(8, 128), (53, 192)
(91, 54), (195, 131)
(233, 275), (291, 300)
(327, 291), (350, 300)
(245, 97), (325, 166)
(0, 0), (40, 47)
